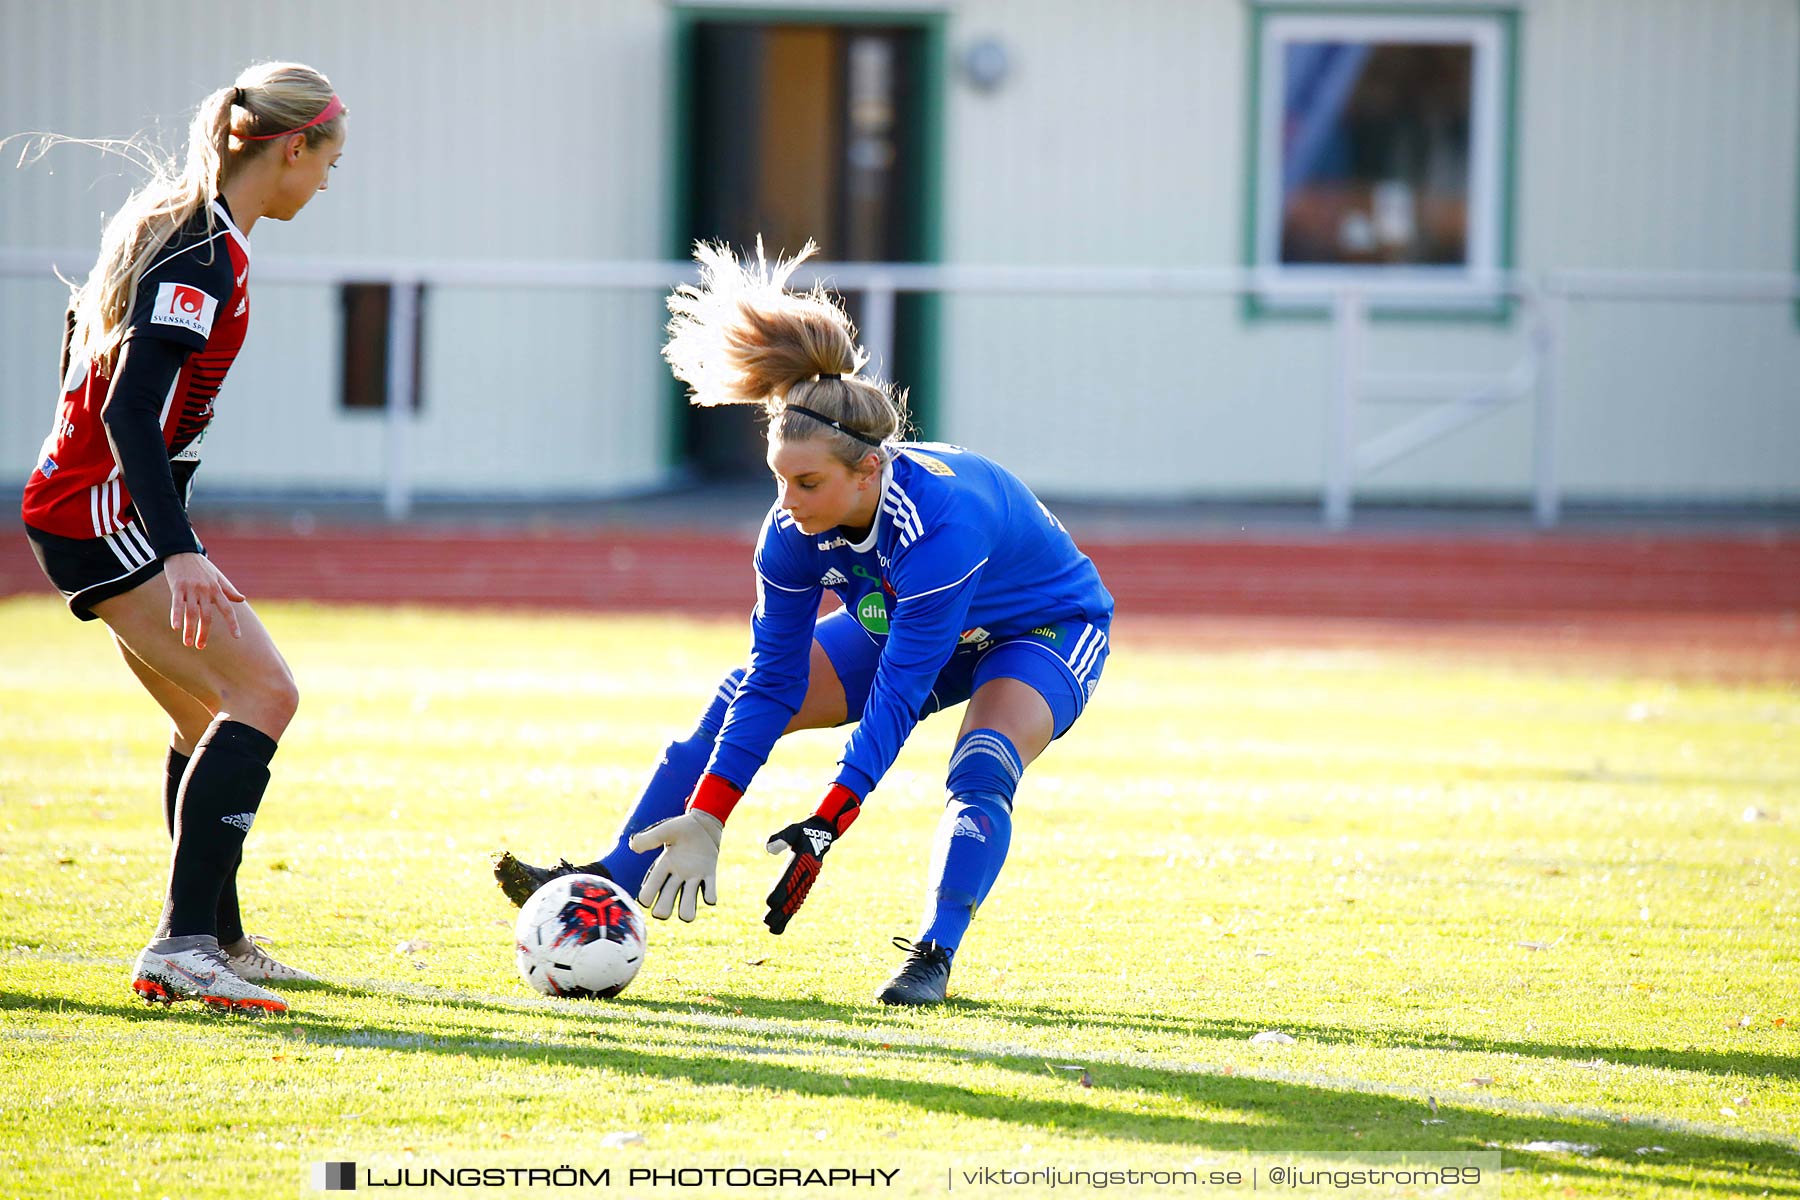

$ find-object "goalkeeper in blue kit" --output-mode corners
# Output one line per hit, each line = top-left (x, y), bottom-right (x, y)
(495, 242), (1113, 1005)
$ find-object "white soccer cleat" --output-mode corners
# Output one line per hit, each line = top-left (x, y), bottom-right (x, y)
(131, 938), (288, 1014)
(224, 937), (319, 983)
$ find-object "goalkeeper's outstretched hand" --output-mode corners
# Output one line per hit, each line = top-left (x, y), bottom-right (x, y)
(629, 810), (723, 922)
(763, 784), (861, 934)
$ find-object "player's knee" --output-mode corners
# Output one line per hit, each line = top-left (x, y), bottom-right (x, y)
(223, 666), (299, 737)
(273, 672), (301, 727)
(171, 718), (211, 755)
(785, 685), (846, 733)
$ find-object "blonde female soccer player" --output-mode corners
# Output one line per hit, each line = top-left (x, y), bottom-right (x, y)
(19, 63), (347, 1013)
(498, 242), (1113, 1006)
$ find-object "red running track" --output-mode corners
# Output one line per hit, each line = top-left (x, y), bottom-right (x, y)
(4, 522), (1795, 623)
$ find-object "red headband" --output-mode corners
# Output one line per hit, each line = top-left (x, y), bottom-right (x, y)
(240, 94), (344, 141)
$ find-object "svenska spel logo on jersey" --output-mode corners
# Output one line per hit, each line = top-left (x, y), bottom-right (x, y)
(150, 282), (219, 337)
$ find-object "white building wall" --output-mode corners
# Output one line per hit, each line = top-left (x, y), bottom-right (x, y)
(3, 0), (1796, 506)
(1517, 0), (1800, 504)
(1, 0), (672, 497)
(938, 0), (1800, 502)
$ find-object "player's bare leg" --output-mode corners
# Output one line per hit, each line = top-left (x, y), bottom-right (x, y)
(95, 574), (301, 1007)
(93, 574), (298, 738)
(113, 635), (318, 982)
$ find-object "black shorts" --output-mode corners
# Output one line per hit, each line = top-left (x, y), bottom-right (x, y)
(23, 523), (200, 621)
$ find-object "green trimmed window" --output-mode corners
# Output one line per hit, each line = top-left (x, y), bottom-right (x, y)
(1248, 5), (1517, 313)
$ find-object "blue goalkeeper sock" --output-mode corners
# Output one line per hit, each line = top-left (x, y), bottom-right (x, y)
(918, 729), (1021, 956)
(597, 668), (743, 893)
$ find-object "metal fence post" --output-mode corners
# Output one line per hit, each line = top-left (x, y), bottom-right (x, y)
(1324, 289), (1365, 531)
(1532, 290), (1566, 529)
(384, 278), (418, 522)
(859, 274), (897, 379)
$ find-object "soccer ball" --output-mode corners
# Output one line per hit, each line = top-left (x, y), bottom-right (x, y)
(514, 873), (647, 998)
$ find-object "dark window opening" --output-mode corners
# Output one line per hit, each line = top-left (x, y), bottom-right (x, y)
(679, 19), (933, 478)
(1279, 41), (1475, 267)
(340, 282), (424, 412)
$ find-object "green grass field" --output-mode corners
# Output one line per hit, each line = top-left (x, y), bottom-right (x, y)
(1, 595), (1796, 1199)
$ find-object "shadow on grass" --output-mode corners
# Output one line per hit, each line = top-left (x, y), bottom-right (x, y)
(504, 986), (1800, 1085)
(727, 988), (1800, 1083)
(5, 986), (1797, 1198)
(206, 969), (1800, 1096)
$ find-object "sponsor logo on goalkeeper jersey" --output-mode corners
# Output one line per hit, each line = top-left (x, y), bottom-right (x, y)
(901, 449), (955, 476)
(856, 592), (890, 635)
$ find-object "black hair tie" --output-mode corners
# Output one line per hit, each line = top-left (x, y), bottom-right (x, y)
(232, 87), (245, 108)
(786, 404), (883, 447)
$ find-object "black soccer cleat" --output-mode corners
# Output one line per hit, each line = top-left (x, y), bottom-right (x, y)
(492, 852), (609, 908)
(874, 936), (953, 1006)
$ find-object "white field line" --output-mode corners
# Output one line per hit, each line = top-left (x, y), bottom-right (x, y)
(280, 975), (1800, 1152)
(7, 960), (1796, 1154)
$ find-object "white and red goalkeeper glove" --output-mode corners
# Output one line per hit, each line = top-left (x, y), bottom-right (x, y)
(628, 773), (742, 922)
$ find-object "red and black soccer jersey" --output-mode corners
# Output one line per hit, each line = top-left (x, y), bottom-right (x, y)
(21, 199), (250, 556)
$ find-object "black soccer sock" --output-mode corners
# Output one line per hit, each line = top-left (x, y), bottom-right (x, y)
(156, 719), (278, 939)
(215, 851), (246, 946)
(161, 746), (189, 837)
(163, 745), (246, 946)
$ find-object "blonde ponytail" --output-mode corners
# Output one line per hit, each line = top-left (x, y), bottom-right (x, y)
(664, 240), (908, 466)
(19, 62), (343, 375)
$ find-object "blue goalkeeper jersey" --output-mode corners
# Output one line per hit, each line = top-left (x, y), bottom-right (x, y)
(707, 442), (1114, 798)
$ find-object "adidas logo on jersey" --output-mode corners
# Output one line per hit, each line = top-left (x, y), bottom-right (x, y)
(220, 812), (256, 833)
(233, 297), (247, 317)
(951, 814), (988, 842)
(820, 568), (849, 587)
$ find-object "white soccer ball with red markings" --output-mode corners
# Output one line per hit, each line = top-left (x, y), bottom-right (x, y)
(514, 873), (647, 998)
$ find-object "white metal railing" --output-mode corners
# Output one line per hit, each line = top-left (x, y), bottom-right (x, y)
(2, 248), (1795, 525)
